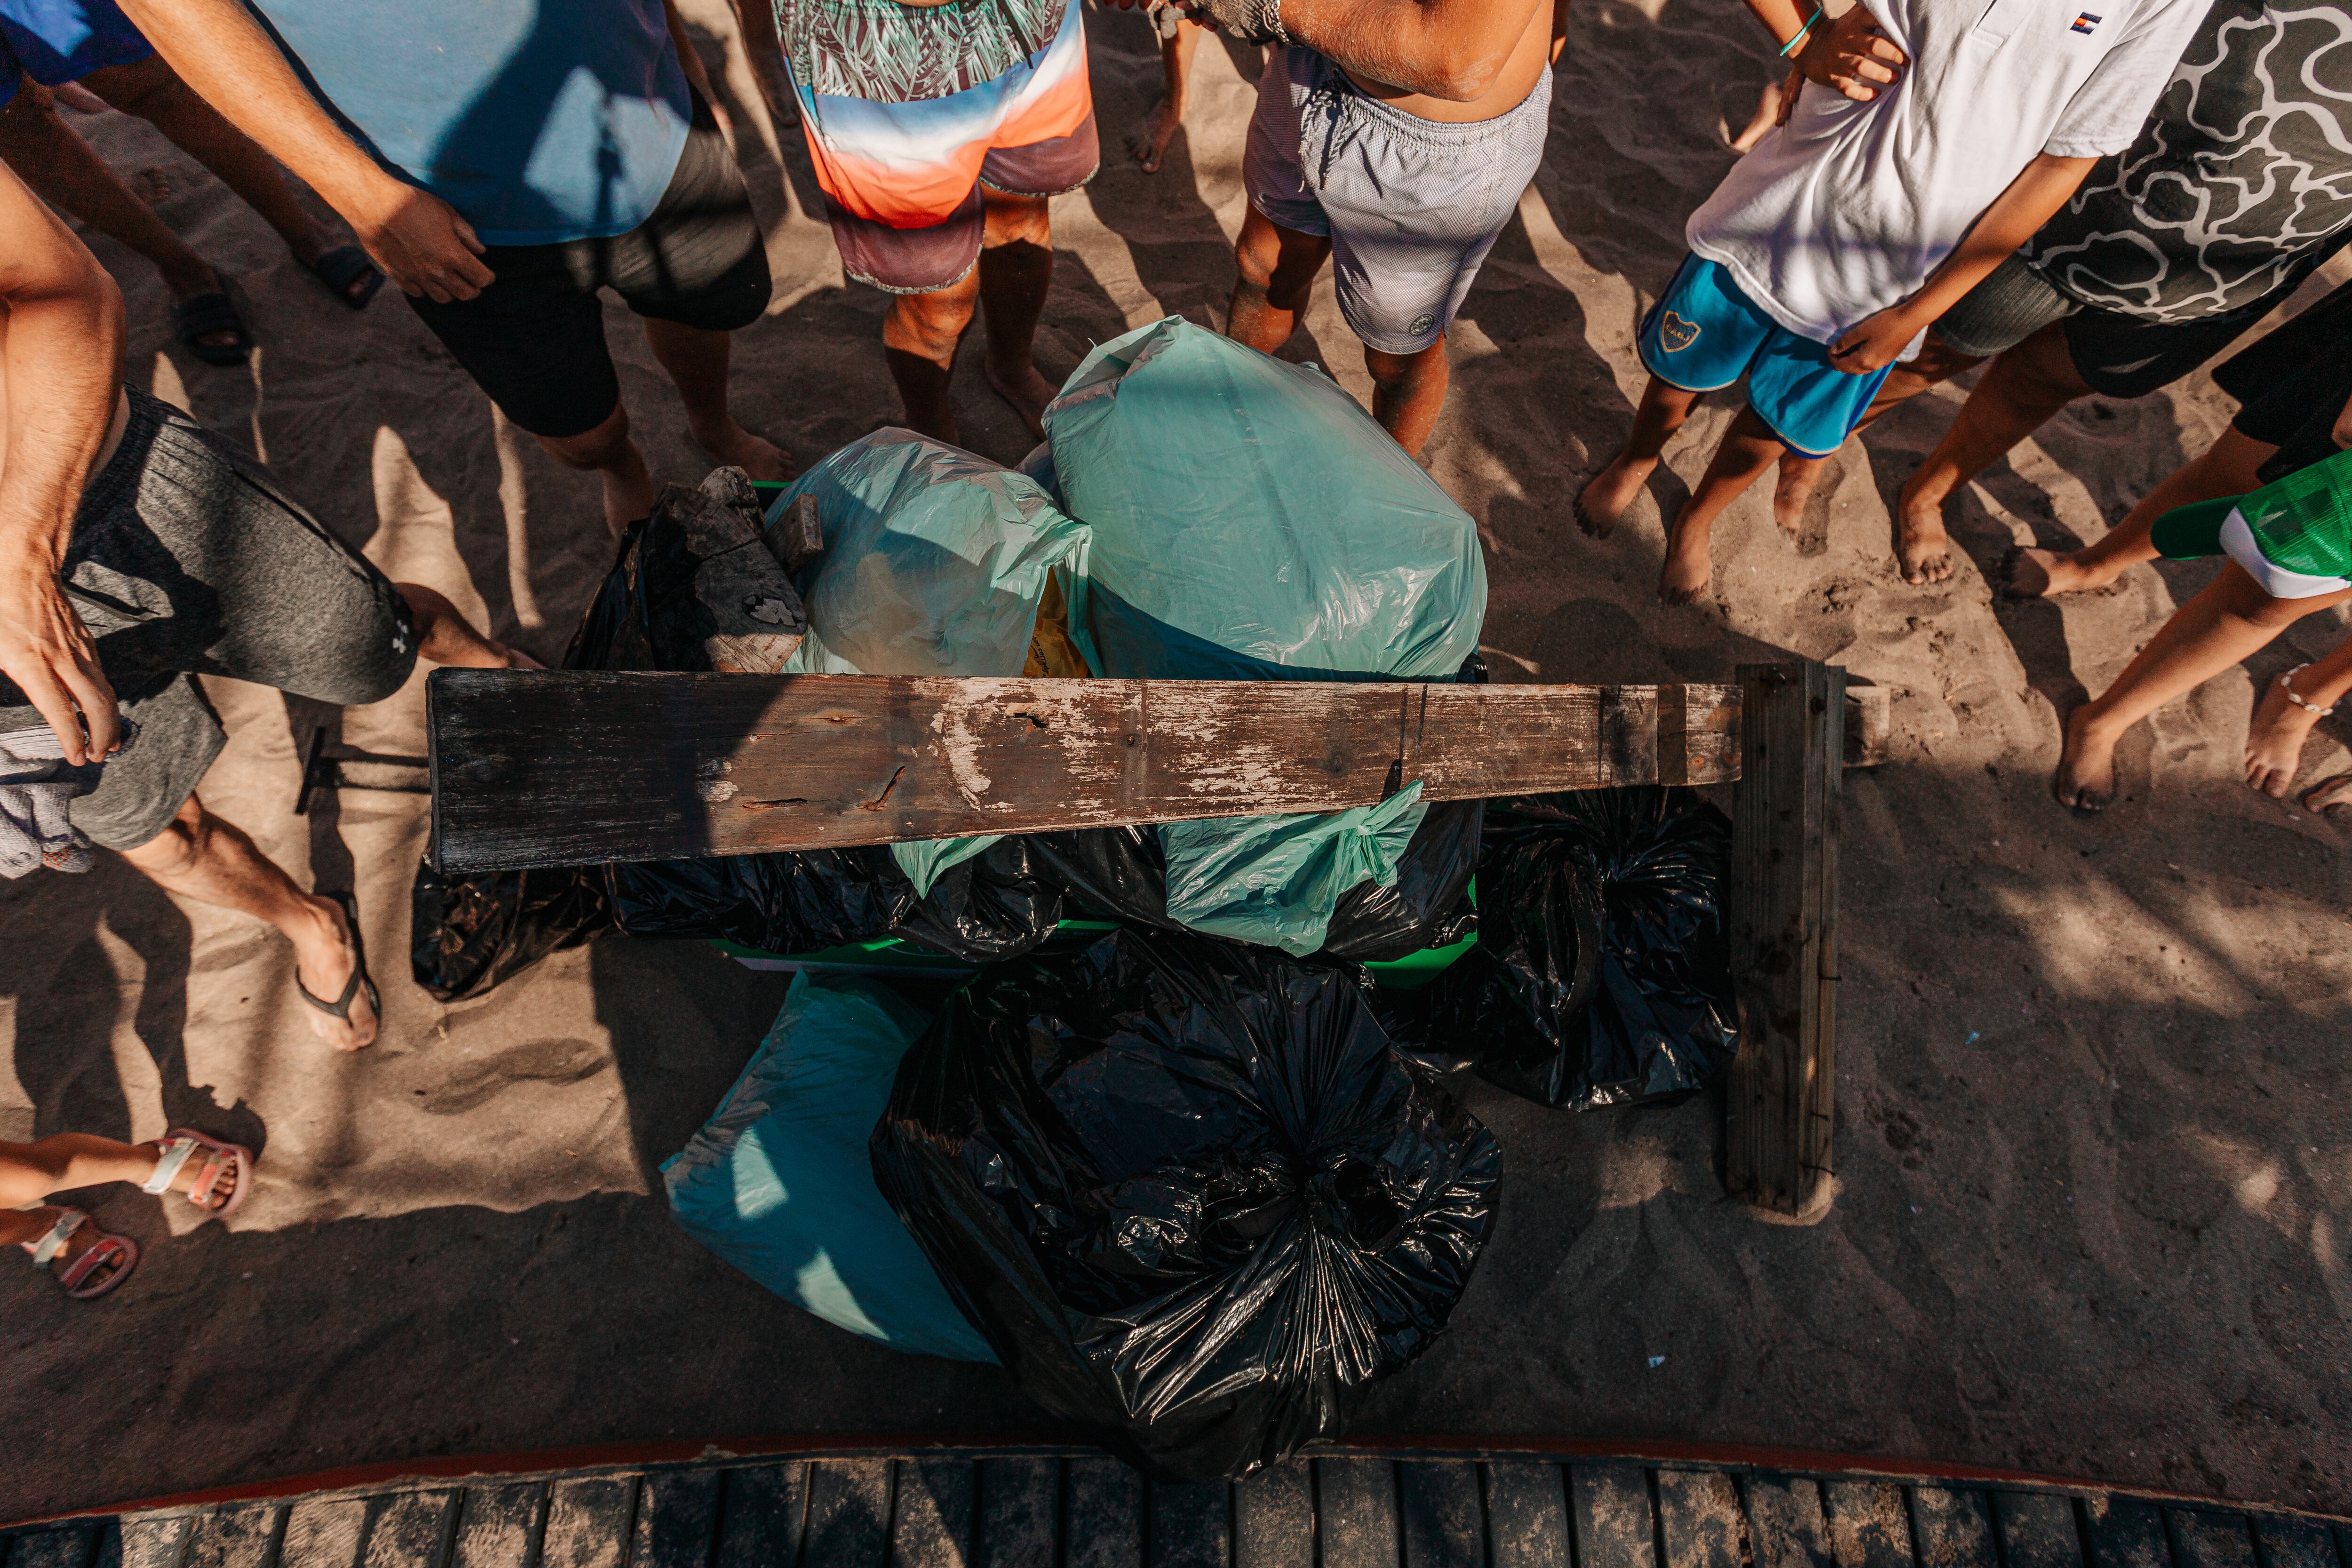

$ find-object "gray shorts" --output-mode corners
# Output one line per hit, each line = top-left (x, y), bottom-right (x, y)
(0, 389), (417, 849)
(1243, 45), (1551, 355)
(1930, 254), (2081, 359)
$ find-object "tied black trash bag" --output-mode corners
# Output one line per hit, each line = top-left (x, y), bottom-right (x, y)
(411, 859), (612, 1003)
(1430, 787), (1738, 1109)
(872, 930), (1502, 1480)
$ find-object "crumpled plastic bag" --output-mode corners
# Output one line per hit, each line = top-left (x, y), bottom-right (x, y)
(1417, 787), (1738, 1109)
(871, 928), (1502, 1480)
(1159, 783), (1428, 956)
(411, 860), (612, 1003)
(663, 971), (997, 1361)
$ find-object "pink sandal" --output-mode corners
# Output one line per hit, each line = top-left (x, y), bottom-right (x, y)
(30, 1209), (140, 1300)
(141, 1129), (254, 1219)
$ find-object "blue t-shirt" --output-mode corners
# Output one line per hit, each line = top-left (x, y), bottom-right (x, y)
(247, 0), (693, 247)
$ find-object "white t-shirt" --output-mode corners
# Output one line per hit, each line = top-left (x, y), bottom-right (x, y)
(1686, 0), (2214, 343)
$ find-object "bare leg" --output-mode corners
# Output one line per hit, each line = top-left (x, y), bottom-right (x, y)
(1897, 323), (2087, 583)
(2244, 629), (2352, 798)
(641, 316), (792, 478)
(1133, 18), (1205, 173)
(535, 401), (659, 535)
(1226, 206), (1330, 354)
(1729, 76), (1785, 153)
(0, 81), (237, 350)
(1658, 406), (1787, 604)
(2006, 427), (2277, 598)
(0, 1134), (234, 1207)
(0, 1206), (120, 1285)
(1365, 337), (1449, 458)
(1768, 347), (1969, 533)
(117, 793), (378, 1049)
(78, 57), (359, 292)
(1577, 376), (1704, 538)
(395, 583), (543, 669)
(884, 272), (978, 445)
(977, 189), (1058, 439)
(2053, 565), (2352, 811)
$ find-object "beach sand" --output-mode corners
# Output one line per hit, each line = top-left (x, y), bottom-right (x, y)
(3, 0), (2347, 1520)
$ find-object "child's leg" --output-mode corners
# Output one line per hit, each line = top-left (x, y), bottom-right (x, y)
(2245, 627), (2352, 798)
(2006, 427), (2277, 598)
(1658, 407), (1786, 604)
(1768, 350), (1965, 533)
(1227, 208), (1329, 355)
(0, 1134), (165, 1209)
(1898, 322), (2088, 572)
(1577, 378), (1705, 538)
(1365, 338), (1448, 458)
(2055, 565), (2352, 810)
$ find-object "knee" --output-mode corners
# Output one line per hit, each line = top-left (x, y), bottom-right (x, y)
(979, 190), (1051, 250)
(887, 285), (974, 359)
(0, 80), (62, 146)
(536, 404), (632, 473)
(1995, 325), (2088, 409)
(2243, 594), (2312, 632)
(119, 808), (204, 877)
(1365, 341), (1444, 390)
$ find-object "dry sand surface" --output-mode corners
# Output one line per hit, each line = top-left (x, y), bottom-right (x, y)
(4, 0), (2349, 1522)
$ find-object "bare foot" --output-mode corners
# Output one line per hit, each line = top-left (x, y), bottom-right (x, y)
(692, 419), (794, 482)
(293, 895), (378, 1051)
(1575, 455), (1655, 539)
(2001, 544), (2119, 599)
(1895, 491), (1956, 585)
(1129, 95), (1184, 174)
(2243, 671), (2320, 799)
(985, 358), (1057, 442)
(2052, 706), (2120, 813)
(143, 1139), (245, 1212)
(1729, 80), (1785, 152)
(1657, 525), (1713, 605)
(2303, 772), (2352, 817)
(1772, 452), (1826, 536)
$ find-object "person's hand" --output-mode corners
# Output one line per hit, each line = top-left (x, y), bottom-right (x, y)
(0, 565), (117, 765)
(1170, 0), (1273, 41)
(342, 177), (494, 303)
(2332, 383), (2352, 448)
(1827, 302), (1919, 374)
(1796, 6), (1907, 103)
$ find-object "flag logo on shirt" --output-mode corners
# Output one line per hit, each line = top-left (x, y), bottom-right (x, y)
(2070, 11), (2102, 31)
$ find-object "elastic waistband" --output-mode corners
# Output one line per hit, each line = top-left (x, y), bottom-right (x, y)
(77, 386), (176, 529)
(1290, 46), (1552, 149)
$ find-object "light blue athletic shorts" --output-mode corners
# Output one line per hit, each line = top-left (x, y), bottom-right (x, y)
(1243, 44), (1551, 356)
(1637, 255), (1894, 459)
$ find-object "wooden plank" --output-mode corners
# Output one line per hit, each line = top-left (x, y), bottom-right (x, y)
(5, 1531), (97, 1568)
(1724, 659), (1843, 1214)
(1906, 1490), (1996, 1568)
(1318, 1459), (1401, 1568)
(1150, 1481), (1230, 1568)
(2082, 1498), (2168, 1568)
(1482, 1464), (1568, 1568)
(1823, 1483), (1911, 1568)
(1570, 1463), (1657, 1568)
(2171, 1515), (2258, 1568)
(425, 672), (1744, 873)
(804, 1460), (894, 1568)
(1398, 1464), (1483, 1568)
(1233, 1462), (1314, 1568)
(634, 1471), (725, 1568)
(541, 1477), (637, 1568)
(1744, 1477), (1832, 1568)
(2250, 1517), (2343, 1568)
(1990, 1495), (2080, 1568)
(362, 1492), (457, 1568)
(181, 1506), (281, 1568)
(1656, 1471), (1746, 1568)
(892, 1461), (977, 1568)
(116, 1517), (193, 1568)
(278, 1501), (366, 1568)
(972, 1458), (1057, 1568)
(449, 1483), (548, 1568)
(715, 1462), (809, 1568)
(1065, 1458), (1144, 1568)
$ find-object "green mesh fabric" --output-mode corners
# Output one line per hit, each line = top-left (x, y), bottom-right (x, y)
(2239, 446), (2352, 579)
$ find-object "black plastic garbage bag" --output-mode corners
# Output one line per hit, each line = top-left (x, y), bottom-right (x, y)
(411, 860), (611, 1003)
(871, 929), (1502, 1480)
(1422, 786), (1737, 1109)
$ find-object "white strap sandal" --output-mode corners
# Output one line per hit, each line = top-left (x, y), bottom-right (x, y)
(140, 1130), (254, 1219)
(29, 1208), (140, 1299)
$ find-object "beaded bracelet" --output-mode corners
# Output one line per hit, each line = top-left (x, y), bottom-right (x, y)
(2280, 663), (2338, 717)
(1779, 5), (1825, 56)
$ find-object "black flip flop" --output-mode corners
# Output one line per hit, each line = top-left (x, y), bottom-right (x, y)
(173, 289), (252, 367)
(295, 891), (380, 1040)
(305, 245), (384, 310)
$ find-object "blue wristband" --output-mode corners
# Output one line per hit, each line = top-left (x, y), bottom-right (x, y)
(1779, 7), (1825, 56)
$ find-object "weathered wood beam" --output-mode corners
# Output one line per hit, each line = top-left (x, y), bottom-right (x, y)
(1724, 661), (1843, 1217)
(426, 671), (1744, 874)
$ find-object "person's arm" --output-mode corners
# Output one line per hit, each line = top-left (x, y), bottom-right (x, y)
(663, 0), (727, 125)
(111, 0), (494, 302)
(1827, 152), (2097, 374)
(730, 0), (803, 128)
(0, 162), (123, 765)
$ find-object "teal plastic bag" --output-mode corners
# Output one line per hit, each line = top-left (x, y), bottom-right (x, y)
(661, 972), (996, 1362)
(1042, 319), (1482, 947)
(771, 430), (1083, 889)
(1044, 318), (1486, 684)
